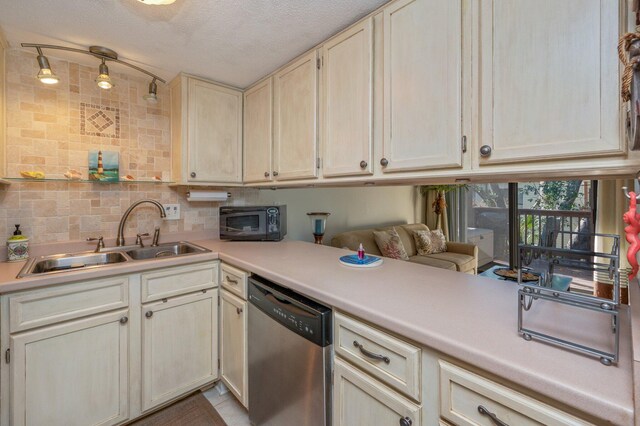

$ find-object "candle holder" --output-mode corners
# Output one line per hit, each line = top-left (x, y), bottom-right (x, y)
(307, 212), (330, 244)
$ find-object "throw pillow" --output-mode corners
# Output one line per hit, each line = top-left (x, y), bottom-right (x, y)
(413, 229), (447, 255)
(373, 228), (409, 260)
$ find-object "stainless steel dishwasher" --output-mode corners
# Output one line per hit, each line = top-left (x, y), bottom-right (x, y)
(248, 275), (332, 426)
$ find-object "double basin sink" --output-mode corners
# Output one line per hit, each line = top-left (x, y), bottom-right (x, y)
(17, 241), (210, 278)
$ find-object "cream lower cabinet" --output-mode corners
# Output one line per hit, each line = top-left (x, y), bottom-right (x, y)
(141, 289), (219, 412)
(9, 310), (130, 426)
(220, 289), (248, 407)
(333, 358), (421, 426)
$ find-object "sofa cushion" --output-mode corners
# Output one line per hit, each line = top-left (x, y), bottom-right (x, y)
(413, 229), (447, 255)
(398, 223), (429, 256)
(376, 225), (418, 257)
(426, 252), (476, 272)
(373, 228), (409, 260)
(331, 229), (382, 256)
(408, 255), (457, 271)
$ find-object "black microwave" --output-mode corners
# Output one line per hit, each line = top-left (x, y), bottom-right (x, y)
(219, 206), (287, 241)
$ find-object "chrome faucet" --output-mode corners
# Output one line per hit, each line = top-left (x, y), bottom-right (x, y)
(116, 199), (166, 246)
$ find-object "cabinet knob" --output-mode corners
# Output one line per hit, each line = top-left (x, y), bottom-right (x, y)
(399, 417), (412, 426)
(360, 160), (368, 169)
(264, 171), (270, 178)
(273, 171), (279, 177)
(119, 316), (128, 324)
(479, 145), (492, 158)
(380, 158), (389, 167)
(145, 311), (153, 318)
(190, 172), (196, 178)
(236, 307), (243, 315)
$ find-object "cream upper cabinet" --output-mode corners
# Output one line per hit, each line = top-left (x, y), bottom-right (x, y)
(333, 358), (421, 426)
(321, 18), (373, 177)
(474, 0), (621, 165)
(244, 78), (273, 183)
(9, 310), (130, 426)
(382, 0), (463, 173)
(220, 289), (248, 408)
(171, 74), (243, 184)
(273, 50), (319, 181)
(141, 290), (218, 412)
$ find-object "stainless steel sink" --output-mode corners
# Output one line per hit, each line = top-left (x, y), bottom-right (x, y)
(18, 251), (128, 278)
(16, 241), (211, 278)
(126, 241), (209, 260)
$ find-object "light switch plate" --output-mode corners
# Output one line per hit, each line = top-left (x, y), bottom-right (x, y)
(164, 204), (180, 220)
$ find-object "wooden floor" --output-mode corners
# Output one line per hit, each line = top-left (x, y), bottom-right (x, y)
(129, 392), (227, 426)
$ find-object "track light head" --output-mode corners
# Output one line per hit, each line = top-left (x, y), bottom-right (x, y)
(35, 49), (59, 85)
(95, 59), (114, 90)
(143, 79), (158, 103)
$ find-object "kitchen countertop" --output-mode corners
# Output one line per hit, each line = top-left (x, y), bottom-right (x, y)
(0, 239), (634, 425)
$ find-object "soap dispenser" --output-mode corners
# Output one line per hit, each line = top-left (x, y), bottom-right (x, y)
(7, 224), (29, 262)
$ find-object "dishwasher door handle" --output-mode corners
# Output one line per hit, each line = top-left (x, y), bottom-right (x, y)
(353, 340), (390, 364)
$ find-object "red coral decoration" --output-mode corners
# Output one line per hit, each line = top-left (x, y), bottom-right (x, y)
(623, 192), (640, 281)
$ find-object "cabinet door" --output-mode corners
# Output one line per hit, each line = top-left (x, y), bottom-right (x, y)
(244, 78), (273, 183)
(10, 310), (129, 426)
(333, 358), (421, 426)
(475, 0), (621, 164)
(220, 290), (248, 408)
(141, 289), (218, 411)
(188, 79), (242, 183)
(273, 50), (319, 180)
(382, 0), (463, 172)
(321, 18), (373, 177)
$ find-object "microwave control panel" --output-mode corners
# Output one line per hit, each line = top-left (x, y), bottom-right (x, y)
(267, 207), (279, 233)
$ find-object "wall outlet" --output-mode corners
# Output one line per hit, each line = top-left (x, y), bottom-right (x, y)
(164, 204), (180, 220)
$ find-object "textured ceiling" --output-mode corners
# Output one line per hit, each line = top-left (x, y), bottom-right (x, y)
(0, 0), (388, 88)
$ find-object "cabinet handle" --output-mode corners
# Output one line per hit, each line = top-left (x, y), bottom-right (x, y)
(145, 311), (153, 318)
(478, 405), (509, 426)
(479, 145), (492, 158)
(119, 316), (128, 324)
(273, 171), (279, 177)
(360, 160), (368, 169)
(399, 417), (412, 426)
(264, 171), (270, 178)
(226, 276), (238, 285)
(190, 172), (196, 178)
(236, 307), (243, 315)
(380, 158), (389, 167)
(353, 340), (390, 364)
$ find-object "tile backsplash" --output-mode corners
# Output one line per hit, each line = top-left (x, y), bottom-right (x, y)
(1, 49), (257, 244)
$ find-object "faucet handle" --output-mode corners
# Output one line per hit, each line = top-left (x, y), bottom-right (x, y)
(87, 236), (105, 252)
(136, 233), (150, 247)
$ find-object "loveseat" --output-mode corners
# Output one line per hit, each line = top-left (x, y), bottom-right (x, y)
(331, 223), (478, 274)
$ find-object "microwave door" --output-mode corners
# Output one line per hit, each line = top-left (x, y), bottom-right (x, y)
(222, 211), (266, 236)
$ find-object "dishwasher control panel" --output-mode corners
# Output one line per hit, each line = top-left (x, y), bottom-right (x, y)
(249, 275), (332, 347)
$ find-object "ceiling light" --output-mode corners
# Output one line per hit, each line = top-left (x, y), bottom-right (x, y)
(137, 0), (177, 4)
(35, 48), (58, 85)
(95, 59), (114, 90)
(143, 79), (158, 103)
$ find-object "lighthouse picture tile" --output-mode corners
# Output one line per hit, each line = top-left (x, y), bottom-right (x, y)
(88, 150), (120, 182)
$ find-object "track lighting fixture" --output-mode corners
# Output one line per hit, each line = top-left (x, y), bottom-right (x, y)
(143, 78), (158, 103)
(95, 59), (114, 90)
(35, 47), (59, 85)
(22, 43), (166, 98)
(137, 0), (177, 4)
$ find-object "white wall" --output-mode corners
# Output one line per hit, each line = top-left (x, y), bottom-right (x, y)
(258, 186), (420, 244)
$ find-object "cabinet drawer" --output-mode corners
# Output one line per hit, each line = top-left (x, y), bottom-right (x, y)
(220, 263), (249, 299)
(8, 276), (129, 333)
(141, 262), (218, 303)
(439, 360), (593, 426)
(334, 312), (421, 401)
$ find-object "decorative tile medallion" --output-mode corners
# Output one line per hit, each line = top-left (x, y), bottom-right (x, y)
(80, 103), (120, 138)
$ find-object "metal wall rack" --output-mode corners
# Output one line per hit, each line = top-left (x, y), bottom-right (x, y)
(517, 231), (620, 366)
